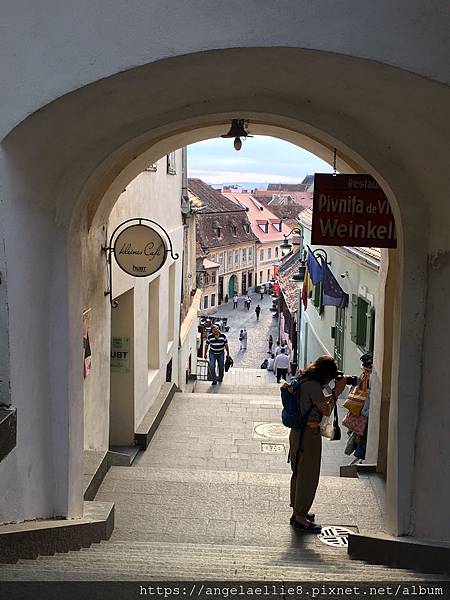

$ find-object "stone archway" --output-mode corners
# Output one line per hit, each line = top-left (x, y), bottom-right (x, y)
(1, 46), (449, 544)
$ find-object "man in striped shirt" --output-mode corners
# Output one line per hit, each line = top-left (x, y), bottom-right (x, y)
(204, 324), (230, 385)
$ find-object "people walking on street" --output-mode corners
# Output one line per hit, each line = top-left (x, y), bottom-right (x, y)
(267, 353), (275, 371)
(239, 329), (244, 350)
(284, 355), (347, 532)
(204, 324), (230, 385)
(233, 293), (238, 309)
(245, 295), (252, 311)
(274, 347), (290, 382)
(241, 328), (248, 350)
(260, 284), (265, 300)
(255, 305), (261, 321)
(275, 339), (282, 356)
(268, 335), (273, 352)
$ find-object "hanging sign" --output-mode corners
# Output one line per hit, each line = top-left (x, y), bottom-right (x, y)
(311, 174), (397, 248)
(113, 224), (168, 276)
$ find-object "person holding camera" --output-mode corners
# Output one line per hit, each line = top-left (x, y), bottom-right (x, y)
(285, 355), (348, 533)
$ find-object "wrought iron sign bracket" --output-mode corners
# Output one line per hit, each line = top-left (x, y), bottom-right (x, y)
(102, 218), (179, 308)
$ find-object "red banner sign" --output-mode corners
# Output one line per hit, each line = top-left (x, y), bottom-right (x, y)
(311, 174), (397, 248)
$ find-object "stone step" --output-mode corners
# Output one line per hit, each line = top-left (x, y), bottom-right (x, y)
(175, 391), (281, 406)
(0, 541), (434, 581)
(194, 382), (279, 396)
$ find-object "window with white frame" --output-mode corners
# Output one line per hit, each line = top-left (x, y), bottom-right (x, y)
(242, 248), (247, 263)
(260, 249), (264, 262)
(211, 294), (216, 307)
(167, 151), (176, 175)
(268, 247), (272, 260)
(234, 250), (239, 266)
(204, 295), (209, 309)
(227, 251), (233, 269)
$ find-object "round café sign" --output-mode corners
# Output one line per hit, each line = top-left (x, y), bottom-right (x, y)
(113, 224), (168, 277)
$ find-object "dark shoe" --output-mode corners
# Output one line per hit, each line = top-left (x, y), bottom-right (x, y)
(292, 520), (321, 533)
(290, 512), (315, 524)
(218, 379), (223, 383)
(211, 381), (217, 386)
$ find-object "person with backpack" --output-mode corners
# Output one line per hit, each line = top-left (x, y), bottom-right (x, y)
(281, 355), (347, 533)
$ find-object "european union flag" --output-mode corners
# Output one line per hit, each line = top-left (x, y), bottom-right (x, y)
(322, 262), (349, 308)
(307, 247), (323, 285)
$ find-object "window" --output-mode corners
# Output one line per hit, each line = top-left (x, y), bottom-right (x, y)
(211, 294), (216, 307)
(268, 248), (272, 260)
(227, 251), (233, 269)
(216, 227), (222, 239)
(272, 222), (282, 232)
(351, 295), (375, 351)
(275, 247), (279, 258)
(204, 295), (209, 309)
(244, 223), (250, 233)
(259, 271), (263, 284)
(167, 151), (176, 174)
(211, 272), (216, 284)
(242, 248), (247, 263)
(258, 222), (269, 233)
(232, 226), (237, 236)
(267, 269), (270, 282)
(248, 247), (253, 261)
(234, 250), (239, 265)
(260, 249), (264, 261)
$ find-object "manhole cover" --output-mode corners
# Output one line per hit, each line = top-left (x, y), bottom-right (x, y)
(318, 526), (354, 547)
(253, 422), (289, 440)
(261, 442), (285, 453)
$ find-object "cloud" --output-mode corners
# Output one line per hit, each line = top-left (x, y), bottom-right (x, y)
(188, 136), (333, 184)
(189, 169), (300, 184)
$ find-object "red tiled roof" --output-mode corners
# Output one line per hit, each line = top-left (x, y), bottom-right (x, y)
(222, 192), (291, 243)
(188, 178), (246, 214)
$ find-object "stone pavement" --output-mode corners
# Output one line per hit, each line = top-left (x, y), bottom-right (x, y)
(215, 291), (279, 370)
(0, 370), (442, 581)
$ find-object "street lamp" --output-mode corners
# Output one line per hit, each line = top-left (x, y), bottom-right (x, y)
(281, 226), (303, 256)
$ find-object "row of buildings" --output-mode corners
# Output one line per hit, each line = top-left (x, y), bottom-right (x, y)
(191, 179), (313, 312)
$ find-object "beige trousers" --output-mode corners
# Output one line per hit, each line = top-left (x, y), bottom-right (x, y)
(289, 426), (322, 517)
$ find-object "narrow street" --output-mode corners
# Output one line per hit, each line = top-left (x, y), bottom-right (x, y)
(213, 291), (279, 370)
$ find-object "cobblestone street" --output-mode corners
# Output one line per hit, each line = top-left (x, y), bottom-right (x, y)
(214, 290), (280, 371)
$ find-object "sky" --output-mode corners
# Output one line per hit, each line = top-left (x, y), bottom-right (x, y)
(187, 135), (333, 187)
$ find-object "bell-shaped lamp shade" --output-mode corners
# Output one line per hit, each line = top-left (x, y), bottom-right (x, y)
(281, 237), (292, 252)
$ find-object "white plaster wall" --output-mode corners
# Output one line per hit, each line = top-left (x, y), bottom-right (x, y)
(83, 153), (183, 450)
(1, 1), (449, 139)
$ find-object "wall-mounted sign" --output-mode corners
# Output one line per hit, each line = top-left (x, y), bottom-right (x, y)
(111, 336), (130, 372)
(113, 224), (168, 277)
(311, 174), (397, 248)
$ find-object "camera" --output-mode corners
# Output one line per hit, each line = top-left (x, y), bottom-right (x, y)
(336, 371), (359, 386)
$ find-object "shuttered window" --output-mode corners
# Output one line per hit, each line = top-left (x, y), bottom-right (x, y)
(351, 294), (375, 351)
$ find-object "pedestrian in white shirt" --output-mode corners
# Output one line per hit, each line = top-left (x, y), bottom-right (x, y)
(273, 348), (290, 382)
(275, 339), (282, 356)
(267, 353), (275, 371)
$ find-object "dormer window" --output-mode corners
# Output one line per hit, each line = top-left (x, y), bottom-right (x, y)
(257, 221), (269, 233)
(232, 226), (237, 236)
(212, 219), (222, 239)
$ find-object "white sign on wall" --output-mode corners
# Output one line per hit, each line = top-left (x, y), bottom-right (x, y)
(111, 337), (130, 372)
(113, 224), (168, 277)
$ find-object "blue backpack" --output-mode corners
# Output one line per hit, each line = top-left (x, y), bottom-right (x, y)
(281, 378), (311, 429)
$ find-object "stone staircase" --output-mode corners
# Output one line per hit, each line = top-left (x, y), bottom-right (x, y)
(0, 370), (440, 580)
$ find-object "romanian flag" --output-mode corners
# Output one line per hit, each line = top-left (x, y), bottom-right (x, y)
(302, 267), (313, 309)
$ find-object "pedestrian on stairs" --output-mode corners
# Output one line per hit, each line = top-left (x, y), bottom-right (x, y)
(204, 324), (230, 386)
(284, 355), (347, 533)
